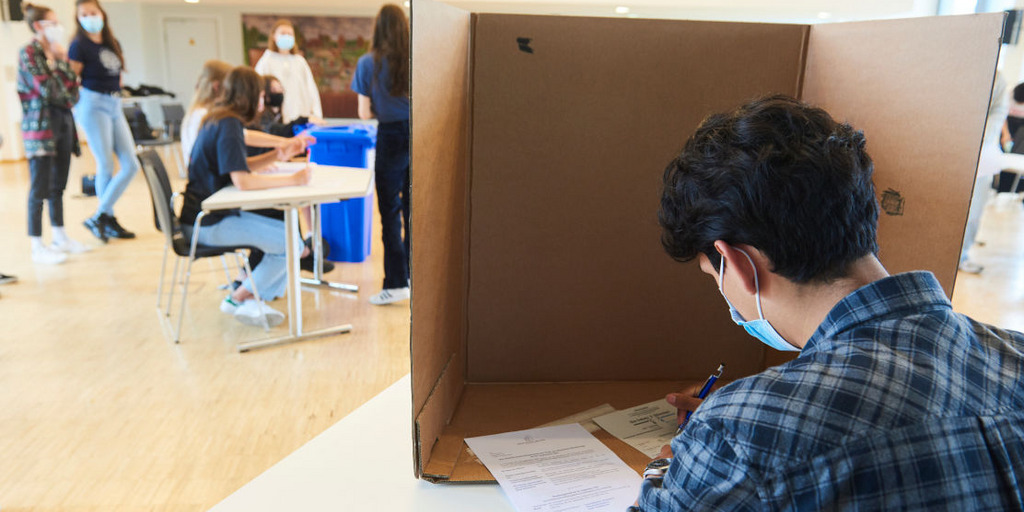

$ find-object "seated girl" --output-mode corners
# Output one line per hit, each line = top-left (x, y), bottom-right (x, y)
(178, 66), (311, 327)
(182, 59), (311, 169)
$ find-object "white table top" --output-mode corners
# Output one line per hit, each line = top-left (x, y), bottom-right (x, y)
(208, 375), (515, 511)
(201, 164), (374, 212)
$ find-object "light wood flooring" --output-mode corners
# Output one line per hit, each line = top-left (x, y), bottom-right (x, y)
(0, 145), (1022, 510)
(0, 146), (410, 511)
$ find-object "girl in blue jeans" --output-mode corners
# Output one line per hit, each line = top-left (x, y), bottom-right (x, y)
(352, 4), (411, 305)
(69, 0), (137, 243)
(179, 66), (311, 327)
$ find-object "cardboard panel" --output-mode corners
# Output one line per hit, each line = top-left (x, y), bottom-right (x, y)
(467, 14), (808, 383)
(801, 14), (1003, 297)
(410, 0), (472, 475)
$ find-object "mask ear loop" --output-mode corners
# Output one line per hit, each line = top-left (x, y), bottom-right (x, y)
(733, 248), (766, 321)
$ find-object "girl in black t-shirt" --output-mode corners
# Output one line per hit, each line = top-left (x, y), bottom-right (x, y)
(180, 66), (311, 327)
(69, 0), (139, 243)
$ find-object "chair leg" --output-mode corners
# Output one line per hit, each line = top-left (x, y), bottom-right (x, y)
(220, 254), (233, 287)
(157, 241), (170, 311)
(167, 255), (181, 318)
(175, 254), (199, 344)
(238, 251), (270, 332)
(175, 212), (208, 344)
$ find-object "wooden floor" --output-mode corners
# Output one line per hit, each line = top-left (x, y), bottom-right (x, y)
(0, 144), (1022, 510)
(0, 147), (410, 511)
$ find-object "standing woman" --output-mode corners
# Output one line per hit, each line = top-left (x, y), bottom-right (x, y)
(69, 0), (137, 242)
(253, 19), (322, 125)
(17, 3), (90, 264)
(352, 4), (410, 305)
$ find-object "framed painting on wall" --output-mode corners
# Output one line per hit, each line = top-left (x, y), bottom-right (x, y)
(242, 13), (373, 119)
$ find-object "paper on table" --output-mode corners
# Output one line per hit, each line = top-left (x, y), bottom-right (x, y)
(261, 161), (313, 174)
(465, 404), (615, 465)
(592, 399), (677, 458)
(465, 423), (641, 512)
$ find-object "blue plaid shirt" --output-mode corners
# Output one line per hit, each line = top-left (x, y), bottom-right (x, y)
(637, 271), (1024, 511)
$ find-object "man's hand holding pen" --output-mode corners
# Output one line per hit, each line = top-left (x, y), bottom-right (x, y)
(667, 363), (725, 435)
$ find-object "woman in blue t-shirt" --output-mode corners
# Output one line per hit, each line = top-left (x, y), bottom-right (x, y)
(68, 0), (138, 243)
(352, 4), (411, 306)
(180, 66), (311, 327)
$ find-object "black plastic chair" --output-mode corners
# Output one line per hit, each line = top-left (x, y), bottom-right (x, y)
(138, 149), (266, 342)
(161, 103), (187, 177)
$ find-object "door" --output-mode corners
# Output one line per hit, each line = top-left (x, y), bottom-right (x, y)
(162, 17), (220, 110)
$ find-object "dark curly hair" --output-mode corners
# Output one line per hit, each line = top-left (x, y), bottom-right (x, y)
(658, 95), (879, 283)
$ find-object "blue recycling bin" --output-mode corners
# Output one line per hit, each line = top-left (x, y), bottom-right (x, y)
(307, 125), (376, 263)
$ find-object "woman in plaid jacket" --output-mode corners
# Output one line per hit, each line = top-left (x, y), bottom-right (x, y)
(17, 2), (90, 264)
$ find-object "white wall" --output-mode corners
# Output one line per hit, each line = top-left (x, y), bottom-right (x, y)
(105, 2), (382, 94)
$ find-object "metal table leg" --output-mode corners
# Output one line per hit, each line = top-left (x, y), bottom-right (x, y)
(238, 206), (351, 352)
(300, 202), (359, 292)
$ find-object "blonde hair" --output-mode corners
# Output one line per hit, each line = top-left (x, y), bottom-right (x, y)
(267, 19), (300, 55)
(187, 60), (234, 118)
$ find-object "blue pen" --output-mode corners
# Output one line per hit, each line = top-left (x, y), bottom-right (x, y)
(675, 363), (724, 435)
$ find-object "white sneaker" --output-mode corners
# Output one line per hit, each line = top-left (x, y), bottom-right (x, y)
(50, 238), (92, 254)
(369, 287), (410, 305)
(233, 299), (285, 327)
(32, 245), (67, 265)
(220, 296), (241, 314)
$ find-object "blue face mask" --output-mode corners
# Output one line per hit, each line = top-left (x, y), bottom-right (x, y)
(717, 248), (801, 352)
(78, 15), (104, 34)
(275, 34), (295, 51)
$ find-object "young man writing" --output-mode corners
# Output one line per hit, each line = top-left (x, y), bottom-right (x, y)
(634, 95), (1024, 511)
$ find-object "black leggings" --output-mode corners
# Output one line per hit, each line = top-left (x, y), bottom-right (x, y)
(27, 109), (75, 237)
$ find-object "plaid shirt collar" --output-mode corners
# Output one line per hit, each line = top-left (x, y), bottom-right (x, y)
(802, 271), (950, 356)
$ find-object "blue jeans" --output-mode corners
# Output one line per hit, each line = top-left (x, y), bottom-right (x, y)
(74, 88), (139, 216)
(375, 120), (410, 289)
(190, 211), (303, 301)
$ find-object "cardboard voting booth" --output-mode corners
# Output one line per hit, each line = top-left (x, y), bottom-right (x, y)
(410, 0), (1003, 483)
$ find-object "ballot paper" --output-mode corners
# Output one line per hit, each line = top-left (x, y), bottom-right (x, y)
(465, 404), (615, 465)
(465, 423), (641, 512)
(262, 161), (313, 174)
(592, 399), (678, 458)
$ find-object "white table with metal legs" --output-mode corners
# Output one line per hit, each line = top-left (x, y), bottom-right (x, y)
(201, 164), (373, 352)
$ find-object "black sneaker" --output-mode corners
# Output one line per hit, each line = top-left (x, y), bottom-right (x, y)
(300, 254), (335, 274)
(102, 214), (136, 239)
(83, 215), (108, 243)
(0, 273), (17, 285)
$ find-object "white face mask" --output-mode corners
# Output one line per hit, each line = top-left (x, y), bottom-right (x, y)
(717, 248), (801, 352)
(78, 15), (104, 34)
(275, 34), (295, 51)
(43, 24), (66, 45)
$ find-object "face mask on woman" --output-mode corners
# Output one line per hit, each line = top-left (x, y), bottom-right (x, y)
(78, 15), (104, 34)
(275, 34), (295, 51)
(267, 92), (284, 108)
(43, 24), (66, 45)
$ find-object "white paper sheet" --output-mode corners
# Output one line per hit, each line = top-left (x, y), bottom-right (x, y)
(592, 399), (677, 458)
(261, 161), (313, 174)
(465, 423), (641, 512)
(466, 404), (616, 465)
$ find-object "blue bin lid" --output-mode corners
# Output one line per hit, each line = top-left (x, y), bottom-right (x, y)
(308, 124), (377, 144)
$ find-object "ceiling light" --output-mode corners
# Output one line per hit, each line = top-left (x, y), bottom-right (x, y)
(817, 12), (831, 19)
(404, 1), (410, 7)
(184, 0), (199, 3)
(615, 6), (629, 14)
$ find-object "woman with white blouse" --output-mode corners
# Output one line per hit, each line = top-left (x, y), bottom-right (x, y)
(253, 19), (322, 124)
